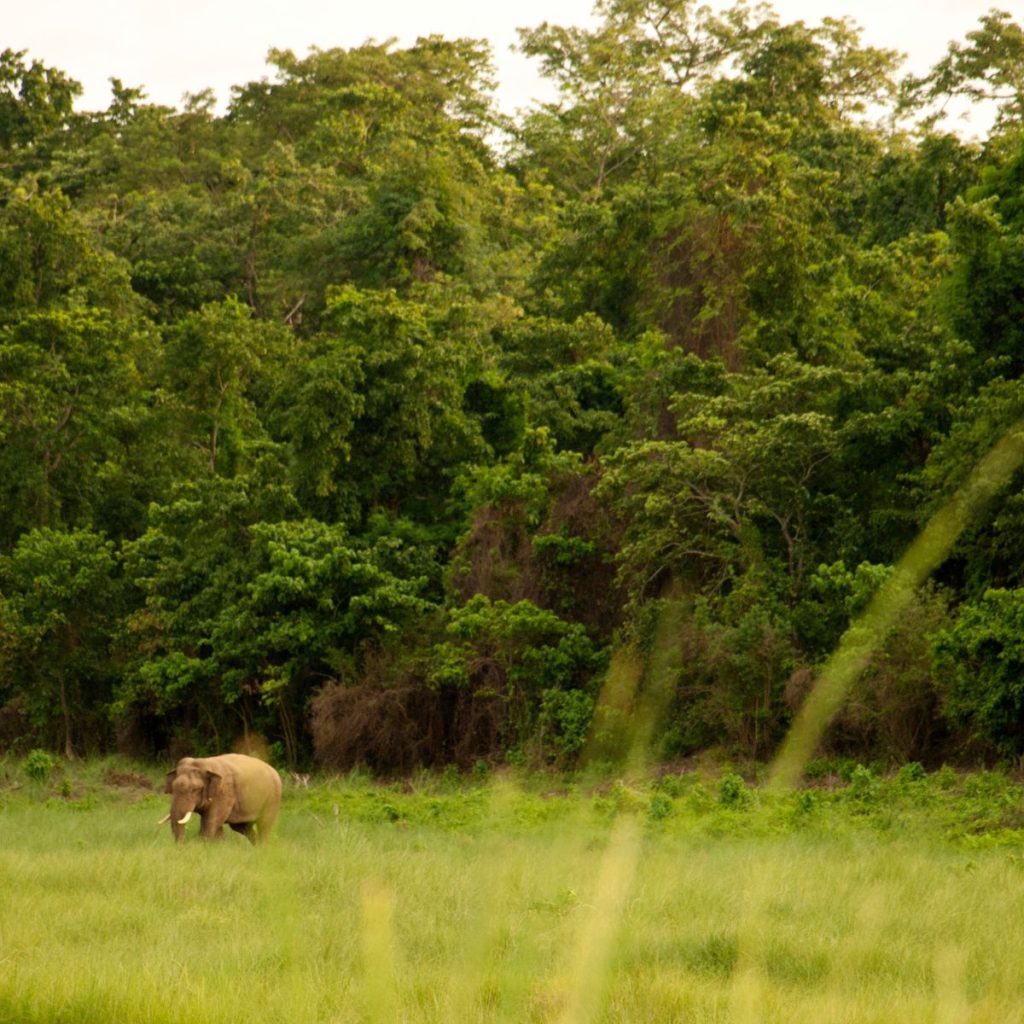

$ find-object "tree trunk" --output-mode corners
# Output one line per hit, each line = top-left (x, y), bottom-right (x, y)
(60, 676), (76, 760)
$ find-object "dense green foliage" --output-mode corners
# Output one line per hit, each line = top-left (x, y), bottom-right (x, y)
(2, 5), (1024, 769)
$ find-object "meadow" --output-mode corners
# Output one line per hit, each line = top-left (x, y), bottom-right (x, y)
(2, 759), (1024, 1024)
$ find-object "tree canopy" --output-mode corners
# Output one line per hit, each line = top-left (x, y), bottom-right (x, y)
(2, 4), (1024, 770)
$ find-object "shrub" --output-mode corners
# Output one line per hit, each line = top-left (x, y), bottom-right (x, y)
(537, 688), (596, 763)
(847, 764), (879, 802)
(933, 588), (1024, 757)
(718, 772), (748, 806)
(22, 749), (56, 784)
(426, 596), (604, 762)
(647, 791), (674, 820)
(839, 583), (952, 762)
(309, 683), (445, 774)
(661, 585), (797, 759)
(897, 761), (926, 784)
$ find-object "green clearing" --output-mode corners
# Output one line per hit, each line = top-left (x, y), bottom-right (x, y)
(2, 762), (1024, 1023)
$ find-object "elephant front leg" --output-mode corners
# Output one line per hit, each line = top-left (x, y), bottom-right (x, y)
(199, 813), (226, 840)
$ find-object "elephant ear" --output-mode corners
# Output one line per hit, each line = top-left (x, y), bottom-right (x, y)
(203, 770), (223, 802)
(164, 770), (176, 794)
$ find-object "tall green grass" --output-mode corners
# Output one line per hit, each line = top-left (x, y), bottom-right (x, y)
(2, 765), (1023, 1022)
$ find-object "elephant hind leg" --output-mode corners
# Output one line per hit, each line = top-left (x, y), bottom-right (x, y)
(229, 821), (256, 844)
(255, 803), (280, 843)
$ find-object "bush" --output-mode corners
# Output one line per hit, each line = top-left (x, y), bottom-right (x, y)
(847, 764), (879, 802)
(309, 683), (445, 774)
(718, 772), (748, 807)
(22, 749), (56, 784)
(660, 583), (797, 759)
(427, 596), (604, 762)
(897, 761), (926, 784)
(839, 584), (952, 762)
(537, 688), (596, 763)
(933, 588), (1024, 757)
(648, 791), (674, 820)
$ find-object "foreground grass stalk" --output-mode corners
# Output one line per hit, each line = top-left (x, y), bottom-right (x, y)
(360, 880), (399, 1023)
(770, 419), (1024, 791)
(555, 593), (688, 1023)
(719, 422), (1024, 1024)
(933, 945), (969, 1024)
(556, 818), (641, 1024)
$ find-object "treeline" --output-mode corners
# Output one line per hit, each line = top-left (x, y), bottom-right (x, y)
(2, 3), (1024, 770)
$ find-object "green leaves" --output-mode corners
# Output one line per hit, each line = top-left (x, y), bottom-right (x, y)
(0, 49), (80, 154)
(2, 10), (1024, 768)
(0, 187), (134, 313)
(0, 528), (121, 755)
(161, 297), (294, 477)
(426, 595), (604, 759)
(907, 10), (1024, 133)
(120, 493), (435, 750)
(278, 285), (486, 523)
(0, 303), (150, 546)
(933, 588), (1024, 756)
(603, 356), (847, 596)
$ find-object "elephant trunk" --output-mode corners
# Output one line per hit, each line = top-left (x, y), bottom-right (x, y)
(168, 799), (195, 843)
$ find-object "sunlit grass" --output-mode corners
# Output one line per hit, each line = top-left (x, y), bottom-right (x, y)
(2, 769), (1024, 1022)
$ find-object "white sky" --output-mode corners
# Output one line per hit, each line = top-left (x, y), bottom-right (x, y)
(3, 0), (999, 132)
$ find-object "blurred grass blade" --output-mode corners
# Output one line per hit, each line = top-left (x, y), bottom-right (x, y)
(557, 818), (641, 1024)
(770, 418), (1024, 790)
(361, 879), (399, 1023)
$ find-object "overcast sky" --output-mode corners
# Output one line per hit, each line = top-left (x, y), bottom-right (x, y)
(4, 0), (998, 131)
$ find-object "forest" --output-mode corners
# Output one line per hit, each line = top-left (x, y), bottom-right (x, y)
(1, 0), (1024, 772)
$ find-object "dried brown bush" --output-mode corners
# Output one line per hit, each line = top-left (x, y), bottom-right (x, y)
(309, 683), (445, 774)
(309, 676), (515, 774)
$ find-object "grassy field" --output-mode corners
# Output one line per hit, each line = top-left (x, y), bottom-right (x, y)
(2, 759), (1024, 1023)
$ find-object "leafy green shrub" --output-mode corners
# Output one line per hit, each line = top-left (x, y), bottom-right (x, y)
(897, 761), (926, 784)
(718, 772), (748, 807)
(426, 596), (604, 763)
(537, 688), (596, 763)
(933, 588), (1024, 756)
(656, 580), (798, 760)
(831, 583), (952, 762)
(647, 791), (674, 821)
(22, 749), (56, 784)
(656, 773), (688, 798)
(793, 790), (817, 816)
(686, 782), (713, 812)
(847, 764), (879, 802)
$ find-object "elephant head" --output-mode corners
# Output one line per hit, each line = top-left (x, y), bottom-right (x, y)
(161, 758), (224, 843)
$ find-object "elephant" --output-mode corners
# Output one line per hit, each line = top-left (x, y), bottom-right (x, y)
(160, 753), (282, 844)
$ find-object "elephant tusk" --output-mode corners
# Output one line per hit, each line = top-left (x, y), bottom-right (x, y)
(157, 813), (171, 825)
(177, 811), (193, 825)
